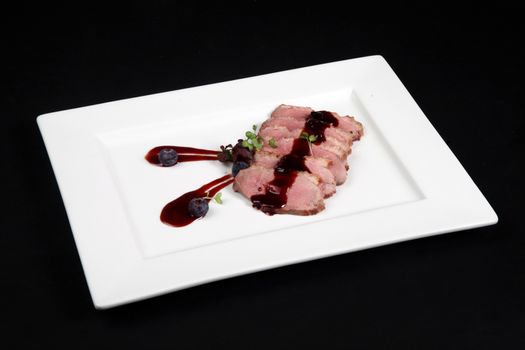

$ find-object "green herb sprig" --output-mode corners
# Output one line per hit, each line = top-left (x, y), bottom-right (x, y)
(242, 125), (264, 151)
(204, 191), (223, 204)
(300, 132), (318, 143)
(213, 192), (223, 204)
(300, 132), (317, 155)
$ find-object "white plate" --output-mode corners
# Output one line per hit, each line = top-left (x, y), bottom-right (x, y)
(38, 56), (497, 309)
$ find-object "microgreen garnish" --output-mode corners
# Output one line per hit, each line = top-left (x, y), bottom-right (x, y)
(300, 132), (317, 155)
(268, 138), (278, 148)
(300, 132), (318, 143)
(241, 125), (264, 151)
(204, 191), (223, 204)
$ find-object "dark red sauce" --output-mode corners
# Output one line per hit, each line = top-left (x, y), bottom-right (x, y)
(304, 111), (339, 144)
(160, 174), (234, 227)
(250, 111), (338, 215)
(145, 146), (220, 165)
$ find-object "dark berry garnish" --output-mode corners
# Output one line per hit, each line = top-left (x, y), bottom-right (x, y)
(232, 140), (254, 163)
(218, 144), (233, 162)
(188, 197), (209, 218)
(232, 161), (250, 177)
(158, 148), (178, 167)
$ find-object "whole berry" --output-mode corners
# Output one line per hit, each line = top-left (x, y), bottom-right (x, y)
(158, 148), (178, 167)
(188, 197), (209, 218)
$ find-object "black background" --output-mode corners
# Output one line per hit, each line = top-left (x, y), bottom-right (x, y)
(2, 2), (524, 349)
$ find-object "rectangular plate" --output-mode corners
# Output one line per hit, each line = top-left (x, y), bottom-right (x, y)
(38, 56), (497, 309)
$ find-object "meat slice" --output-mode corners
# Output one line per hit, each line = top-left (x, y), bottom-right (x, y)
(261, 136), (350, 160)
(259, 124), (354, 151)
(233, 165), (274, 199)
(254, 152), (336, 198)
(281, 172), (325, 215)
(304, 156), (336, 198)
(270, 104), (313, 120)
(260, 137), (349, 184)
(269, 104), (364, 141)
(330, 112), (364, 141)
(310, 147), (348, 185)
(325, 127), (354, 145)
(233, 165), (325, 215)
(253, 151), (280, 169)
(258, 125), (302, 141)
(260, 117), (305, 134)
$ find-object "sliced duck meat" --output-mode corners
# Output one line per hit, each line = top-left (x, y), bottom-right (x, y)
(233, 165), (275, 199)
(254, 152), (336, 198)
(304, 156), (337, 198)
(310, 146), (348, 185)
(269, 104), (363, 141)
(270, 104), (313, 120)
(233, 104), (363, 215)
(233, 165), (325, 215)
(261, 137), (350, 164)
(260, 117), (306, 134)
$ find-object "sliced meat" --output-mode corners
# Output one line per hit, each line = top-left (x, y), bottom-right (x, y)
(234, 165), (325, 215)
(330, 112), (364, 141)
(260, 117), (305, 133)
(304, 156), (336, 197)
(253, 152), (336, 198)
(269, 104), (363, 141)
(260, 136), (296, 156)
(310, 146), (348, 185)
(233, 104), (363, 216)
(325, 127), (354, 146)
(259, 125), (302, 141)
(233, 165), (274, 199)
(270, 104), (313, 120)
(280, 172), (325, 215)
(262, 137), (350, 162)
(259, 124), (353, 150)
(253, 151), (280, 169)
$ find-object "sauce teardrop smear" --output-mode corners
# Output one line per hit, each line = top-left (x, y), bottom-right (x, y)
(145, 146), (220, 165)
(160, 174), (234, 227)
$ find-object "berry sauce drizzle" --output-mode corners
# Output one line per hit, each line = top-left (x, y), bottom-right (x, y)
(304, 111), (339, 144)
(160, 174), (234, 227)
(145, 146), (220, 165)
(250, 111), (338, 215)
